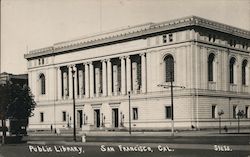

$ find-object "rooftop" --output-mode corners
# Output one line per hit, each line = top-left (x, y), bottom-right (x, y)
(24, 16), (250, 59)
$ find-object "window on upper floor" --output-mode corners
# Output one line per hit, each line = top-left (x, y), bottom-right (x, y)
(209, 34), (212, 42)
(39, 73), (46, 95)
(233, 40), (236, 47)
(164, 55), (174, 82)
(162, 35), (167, 43)
(208, 53), (215, 82)
(229, 57), (236, 84)
(169, 34), (173, 42)
(212, 35), (216, 42)
(242, 60), (248, 85)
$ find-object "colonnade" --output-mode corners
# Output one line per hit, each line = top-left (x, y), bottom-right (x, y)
(57, 53), (147, 100)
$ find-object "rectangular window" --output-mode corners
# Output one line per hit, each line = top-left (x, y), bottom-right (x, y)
(233, 105), (237, 119)
(162, 35), (167, 43)
(165, 106), (172, 119)
(62, 111), (67, 121)
(40, 112), (44, 122)
(169, 34), (173, 42)
(133, 108), (138, 120)
(245, 106), (249, 118)
(212, 105), (217, 119)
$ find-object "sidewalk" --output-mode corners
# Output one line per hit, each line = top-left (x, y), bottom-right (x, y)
(28, 128), (250, 137)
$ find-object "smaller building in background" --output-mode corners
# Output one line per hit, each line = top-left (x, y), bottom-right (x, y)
(0, 72), (28, 86)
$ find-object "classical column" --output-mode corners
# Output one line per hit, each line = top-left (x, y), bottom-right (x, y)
(102, 60), (107, 96)
(57, 67), (62, 100)
(107, 59), (112, 96)
(113, 65), (118, 96)
(120, 56), (126, 95)
(95, 67), (101, 97)
(140, 53), (146, 93)
(78, 68), (83, 99)
(85, 63), (90, 98)
(132, 62), (138, 93)
(63, 71), (68, 99)
(74, 66), (78, 99)
(89, 62), (94, 98)
(126, 56), (131, 93)
(68, 65), (73, 99)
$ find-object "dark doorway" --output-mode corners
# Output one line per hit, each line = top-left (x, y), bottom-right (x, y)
(112, 108), (119, 128)
(94, 109), (100, 128)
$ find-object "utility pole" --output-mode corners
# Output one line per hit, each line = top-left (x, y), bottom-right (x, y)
(158, 72), (185, 136)
(128, 91), (131, 135)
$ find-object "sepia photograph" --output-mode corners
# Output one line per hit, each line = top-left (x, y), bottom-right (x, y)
(0, 0), (250, 156)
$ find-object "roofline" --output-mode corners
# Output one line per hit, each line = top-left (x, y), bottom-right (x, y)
(24, 16), (250, 59)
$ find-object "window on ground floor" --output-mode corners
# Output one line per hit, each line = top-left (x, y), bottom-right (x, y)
(132, 108), (138, 120)
(62, 111), (67, 122)
(212, 105), (217, 119)
(165, 106), (172, 119)
(40, 112), (44, 122)
(233, 105), (238, 119)
(245, 106), (249, 118)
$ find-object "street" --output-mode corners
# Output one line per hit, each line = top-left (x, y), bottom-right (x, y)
(0, 143), (249, 157)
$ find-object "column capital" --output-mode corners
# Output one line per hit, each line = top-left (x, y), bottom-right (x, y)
(139, 52), (146, 56)
(67, 64), (76, 68)
(106, 58), (111, 62)
(125, 56), (130, 59)
(101, 59), (107, 63)
(119, 56), (126, 60)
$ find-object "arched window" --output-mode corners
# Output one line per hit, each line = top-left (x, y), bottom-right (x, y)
(164, 55), (174, 82)
(208, 53), (215, 81)
(39, 73), (46, 95)
(229, 57), (236, 84)
(242, 60), (248, 85)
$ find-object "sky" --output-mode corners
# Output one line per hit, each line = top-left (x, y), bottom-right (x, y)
(1, 0), (250, 74)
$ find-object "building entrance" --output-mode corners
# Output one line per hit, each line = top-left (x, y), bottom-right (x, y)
(94, 109), (100, 128)
(112, 108), (119, 128)
(77, 110), (83, 128)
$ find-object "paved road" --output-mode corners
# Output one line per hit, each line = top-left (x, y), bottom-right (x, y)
(26, 134), (250, 145)
(0, 143), (249, 157)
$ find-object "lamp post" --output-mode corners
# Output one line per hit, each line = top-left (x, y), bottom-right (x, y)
(71, 66), (76, 142)
(128, 91), (131, 135)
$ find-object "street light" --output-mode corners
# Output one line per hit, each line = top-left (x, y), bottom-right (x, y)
(71, 66), (76, 142)
(218, 110), (224, 134)
(128, 91), (131, 135)
(158, 72), (185, 136)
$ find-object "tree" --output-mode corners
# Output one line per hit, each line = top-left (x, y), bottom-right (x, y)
(0, 82), (36, 144)
(237, 110), (245, 133)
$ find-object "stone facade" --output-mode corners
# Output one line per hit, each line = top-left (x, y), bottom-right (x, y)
(24, 16), (250, 130)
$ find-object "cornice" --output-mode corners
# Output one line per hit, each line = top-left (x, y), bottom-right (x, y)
(24, 16), (250, 60)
